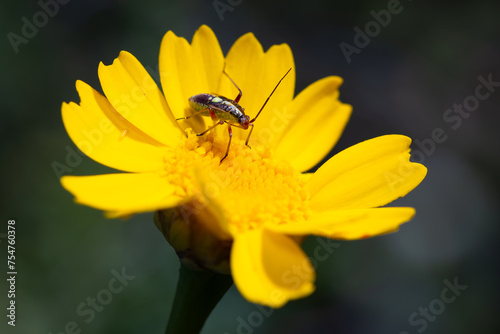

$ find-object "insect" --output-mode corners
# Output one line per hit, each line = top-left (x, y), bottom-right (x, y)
(177, 67), (292, 163)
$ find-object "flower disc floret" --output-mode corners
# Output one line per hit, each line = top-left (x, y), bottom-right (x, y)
(161, 130), (310, 234)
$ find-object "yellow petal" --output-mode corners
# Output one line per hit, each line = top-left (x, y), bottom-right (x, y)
(245, 43), (296, 147)
(273, 77), (352, 172)
(307, 135), (427, 211)
(61, 172), (182, 216)
(159, 26), (224, 133)
(62, 80), (168, 172)
(231, 229), (315, 308)
(191, 25), (225, 95)
(98, 51), (182, 146)
(190, 167), (233, 240)
(221, 34), (295, 144)
(267, 207), (415, 240)
(300, 173), (313, 183)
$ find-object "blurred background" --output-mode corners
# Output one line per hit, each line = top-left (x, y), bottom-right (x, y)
(1, 0), (499, 333)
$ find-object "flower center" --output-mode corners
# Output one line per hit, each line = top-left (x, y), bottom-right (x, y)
(161, 130), (310, 232)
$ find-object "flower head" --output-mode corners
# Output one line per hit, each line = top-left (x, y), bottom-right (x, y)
(61, 25), (426, 307)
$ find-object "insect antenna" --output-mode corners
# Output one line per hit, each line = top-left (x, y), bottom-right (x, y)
(249, 68), (292, 123)
(244, 68), (292, 147)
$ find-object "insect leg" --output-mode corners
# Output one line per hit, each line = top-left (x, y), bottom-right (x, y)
(244, 123), (254, 148)
(208, 109), (218, 121)
(197, 120), (224, 136)
(176, 108), (209, 121)
(220, 123), (233, 163)
(223, 68), (242, 103)
(195, 108), (222, 136)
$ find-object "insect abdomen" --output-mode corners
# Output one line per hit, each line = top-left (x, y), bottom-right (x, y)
(189, 94), (212, 115)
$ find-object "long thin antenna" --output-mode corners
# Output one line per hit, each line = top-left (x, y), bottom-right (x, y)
(249, 68), (292, 123)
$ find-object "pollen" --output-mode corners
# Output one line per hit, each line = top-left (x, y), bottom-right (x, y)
(161, 130), (311, 232)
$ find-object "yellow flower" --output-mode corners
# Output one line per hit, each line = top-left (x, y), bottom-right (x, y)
(61, 25), (426, 308)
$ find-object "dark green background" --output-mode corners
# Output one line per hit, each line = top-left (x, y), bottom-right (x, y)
(1, 1), (499, 333)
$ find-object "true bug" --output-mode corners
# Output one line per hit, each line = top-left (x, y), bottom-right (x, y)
(177, 67), (292, 163)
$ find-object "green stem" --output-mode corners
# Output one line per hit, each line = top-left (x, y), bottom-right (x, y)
(165, 264), (233, 334)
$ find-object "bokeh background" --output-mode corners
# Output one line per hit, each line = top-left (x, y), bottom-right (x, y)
(1, 0), (499, 333)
